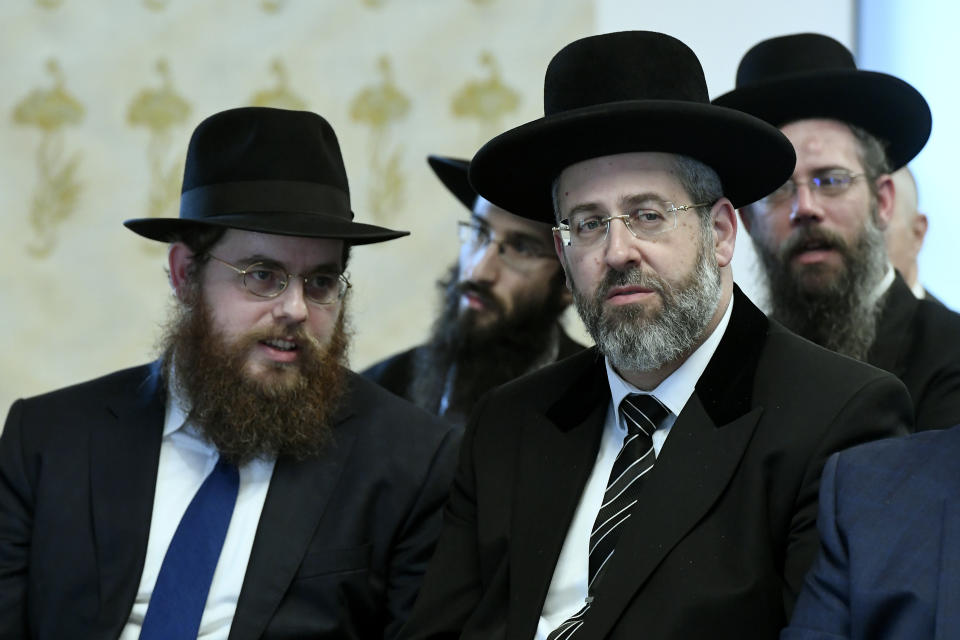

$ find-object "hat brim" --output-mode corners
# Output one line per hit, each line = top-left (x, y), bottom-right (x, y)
(712, 70), (931, 170)
(427, 155), (476, 213)
(124, 211), (409, 245)
(468, 100), (796, 222)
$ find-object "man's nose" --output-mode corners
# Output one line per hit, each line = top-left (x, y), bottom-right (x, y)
(464, 242), (501, 284)
(273, 278), (309, 324)
(790, 182), (825, 226)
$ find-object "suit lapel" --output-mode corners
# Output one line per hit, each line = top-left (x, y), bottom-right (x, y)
(228, 383), (359, 640)
(584, 289), (769, 637)
(584, 397), (762, 638)
(867, 272), (916, 376)
(89, 362), (165, 629)
(506, 351), (608, 640)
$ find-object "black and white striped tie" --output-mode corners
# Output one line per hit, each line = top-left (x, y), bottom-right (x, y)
(547, 393), (669, 640)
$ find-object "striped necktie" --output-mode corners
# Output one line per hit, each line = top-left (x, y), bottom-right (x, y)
(547, 393), (669, 640)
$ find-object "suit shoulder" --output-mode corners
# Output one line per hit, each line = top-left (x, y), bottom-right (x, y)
(838, 425), (960, 477)
(360, 347), (420, 395)
(10, 362), (158, 412)
(346, 370), (450, 439)
(765, 322), (899, 385)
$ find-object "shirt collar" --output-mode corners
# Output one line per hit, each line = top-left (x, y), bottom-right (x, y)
(162, 363), (191, 438)
(870, 264), (896, 303)
(605, 294), (735, 417)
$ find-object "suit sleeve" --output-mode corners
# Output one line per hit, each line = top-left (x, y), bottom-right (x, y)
(0, 400), (33, 639)
(383, 425), (462, 640)
(780, 453), (851, 640)
(400, 405), (486, 640)
(783, 374), (911, 615)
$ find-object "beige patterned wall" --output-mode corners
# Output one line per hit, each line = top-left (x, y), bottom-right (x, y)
(0, 1), (594, 415)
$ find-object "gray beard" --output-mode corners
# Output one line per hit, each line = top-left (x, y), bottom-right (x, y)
(572, 237), (722, 374)
(753, 217), (888, 361)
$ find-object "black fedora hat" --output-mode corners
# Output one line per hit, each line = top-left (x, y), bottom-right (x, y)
(125, 107), (408, 244)
(468, 31), (796, 222)
(427, 155), (476, 212)
(712, 33), (931, 171)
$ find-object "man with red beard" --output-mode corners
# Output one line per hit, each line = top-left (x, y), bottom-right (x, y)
(0, 107), (458, 639)
(401, 32), (911, 640)
(364, 155), (583, 427)
(715, 33), (960, 430)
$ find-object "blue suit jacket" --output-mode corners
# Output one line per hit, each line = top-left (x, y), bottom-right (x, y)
(783, 426), (960, 639)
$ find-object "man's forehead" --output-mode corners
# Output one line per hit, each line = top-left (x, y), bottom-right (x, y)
(780, 118), (862, 169)
(472, 197), (553, 239)
(556, 152), (688, 205)
(214, 228), (344, 263)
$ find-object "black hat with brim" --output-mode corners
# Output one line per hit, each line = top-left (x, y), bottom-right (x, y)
(125, 106), (408, 245)
(712, 33), (931, 171)
(468, 31), (796, 223)
(427, 155), (476, 212)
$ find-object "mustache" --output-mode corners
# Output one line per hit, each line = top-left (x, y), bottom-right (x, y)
(595, 267), (668, 301)
(235, 325), (325, 359)
(456, 280), (505, 315)
(780, 226), (849, 261)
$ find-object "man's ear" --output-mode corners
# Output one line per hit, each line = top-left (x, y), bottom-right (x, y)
(711, 198), (737, 268)
(168, 242), (195, 303)
(874, 174), (896, 230)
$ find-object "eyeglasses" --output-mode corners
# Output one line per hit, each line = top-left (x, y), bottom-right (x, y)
(553, 202), (709, 248)
(457, 220), (556, 272)
(208, 254), (350, 305)
(761, 170), (864, 206)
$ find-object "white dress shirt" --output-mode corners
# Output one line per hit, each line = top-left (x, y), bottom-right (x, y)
(120, 382), (275, 640)
(536, 296), (734, 639)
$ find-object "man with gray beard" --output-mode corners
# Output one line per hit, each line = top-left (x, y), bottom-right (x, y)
(715, 33), (960, 430)
(402, 31), (911, 640)
(0, 107), (458, 639)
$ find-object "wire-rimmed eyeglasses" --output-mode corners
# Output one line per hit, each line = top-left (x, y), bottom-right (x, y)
(208, 254), (350, 305)
(759, 170), (864, 207)
(553, 202), (710, 248)
(457, 220), (556, 272)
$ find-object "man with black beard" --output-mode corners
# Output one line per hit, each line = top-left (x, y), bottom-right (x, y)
(0, 107), (458, 639)
(403, 31), (911, 640)
(715, 33), (960, 430)
(364, 155), (582, 426)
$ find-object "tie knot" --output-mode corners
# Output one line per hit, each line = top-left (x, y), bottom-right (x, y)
(619, 394), (668, 437)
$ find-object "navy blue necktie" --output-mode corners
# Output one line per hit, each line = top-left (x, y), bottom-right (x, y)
(139, 456), (240, 639)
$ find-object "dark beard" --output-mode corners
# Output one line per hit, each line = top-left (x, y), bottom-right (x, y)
(753, 218), (887, 361)
(571, 230), (721, 374)
(410, 264), (568, 423)
(159, 292), (350, 465)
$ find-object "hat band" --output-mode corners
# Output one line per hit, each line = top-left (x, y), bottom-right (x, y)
(180, 180), (352, 221)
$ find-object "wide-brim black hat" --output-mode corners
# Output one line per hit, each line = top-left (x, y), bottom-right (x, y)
(712, 33), (931, 171)
(125, 107), (408, 245)
(468, 31), (796, 222)
(427, 155), (476, 212)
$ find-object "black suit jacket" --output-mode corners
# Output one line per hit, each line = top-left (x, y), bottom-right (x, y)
(0, 362), (459, 640)
(402, 290), (912, 640)
(868, 272), (960, 430)
(362, 326), (585, 404)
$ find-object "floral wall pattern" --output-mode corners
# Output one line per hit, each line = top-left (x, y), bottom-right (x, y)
(0, 0), (593, 416)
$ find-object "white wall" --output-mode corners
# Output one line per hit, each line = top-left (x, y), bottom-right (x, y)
(596, 0), (856, 308)
(859, 2), (959, 308)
